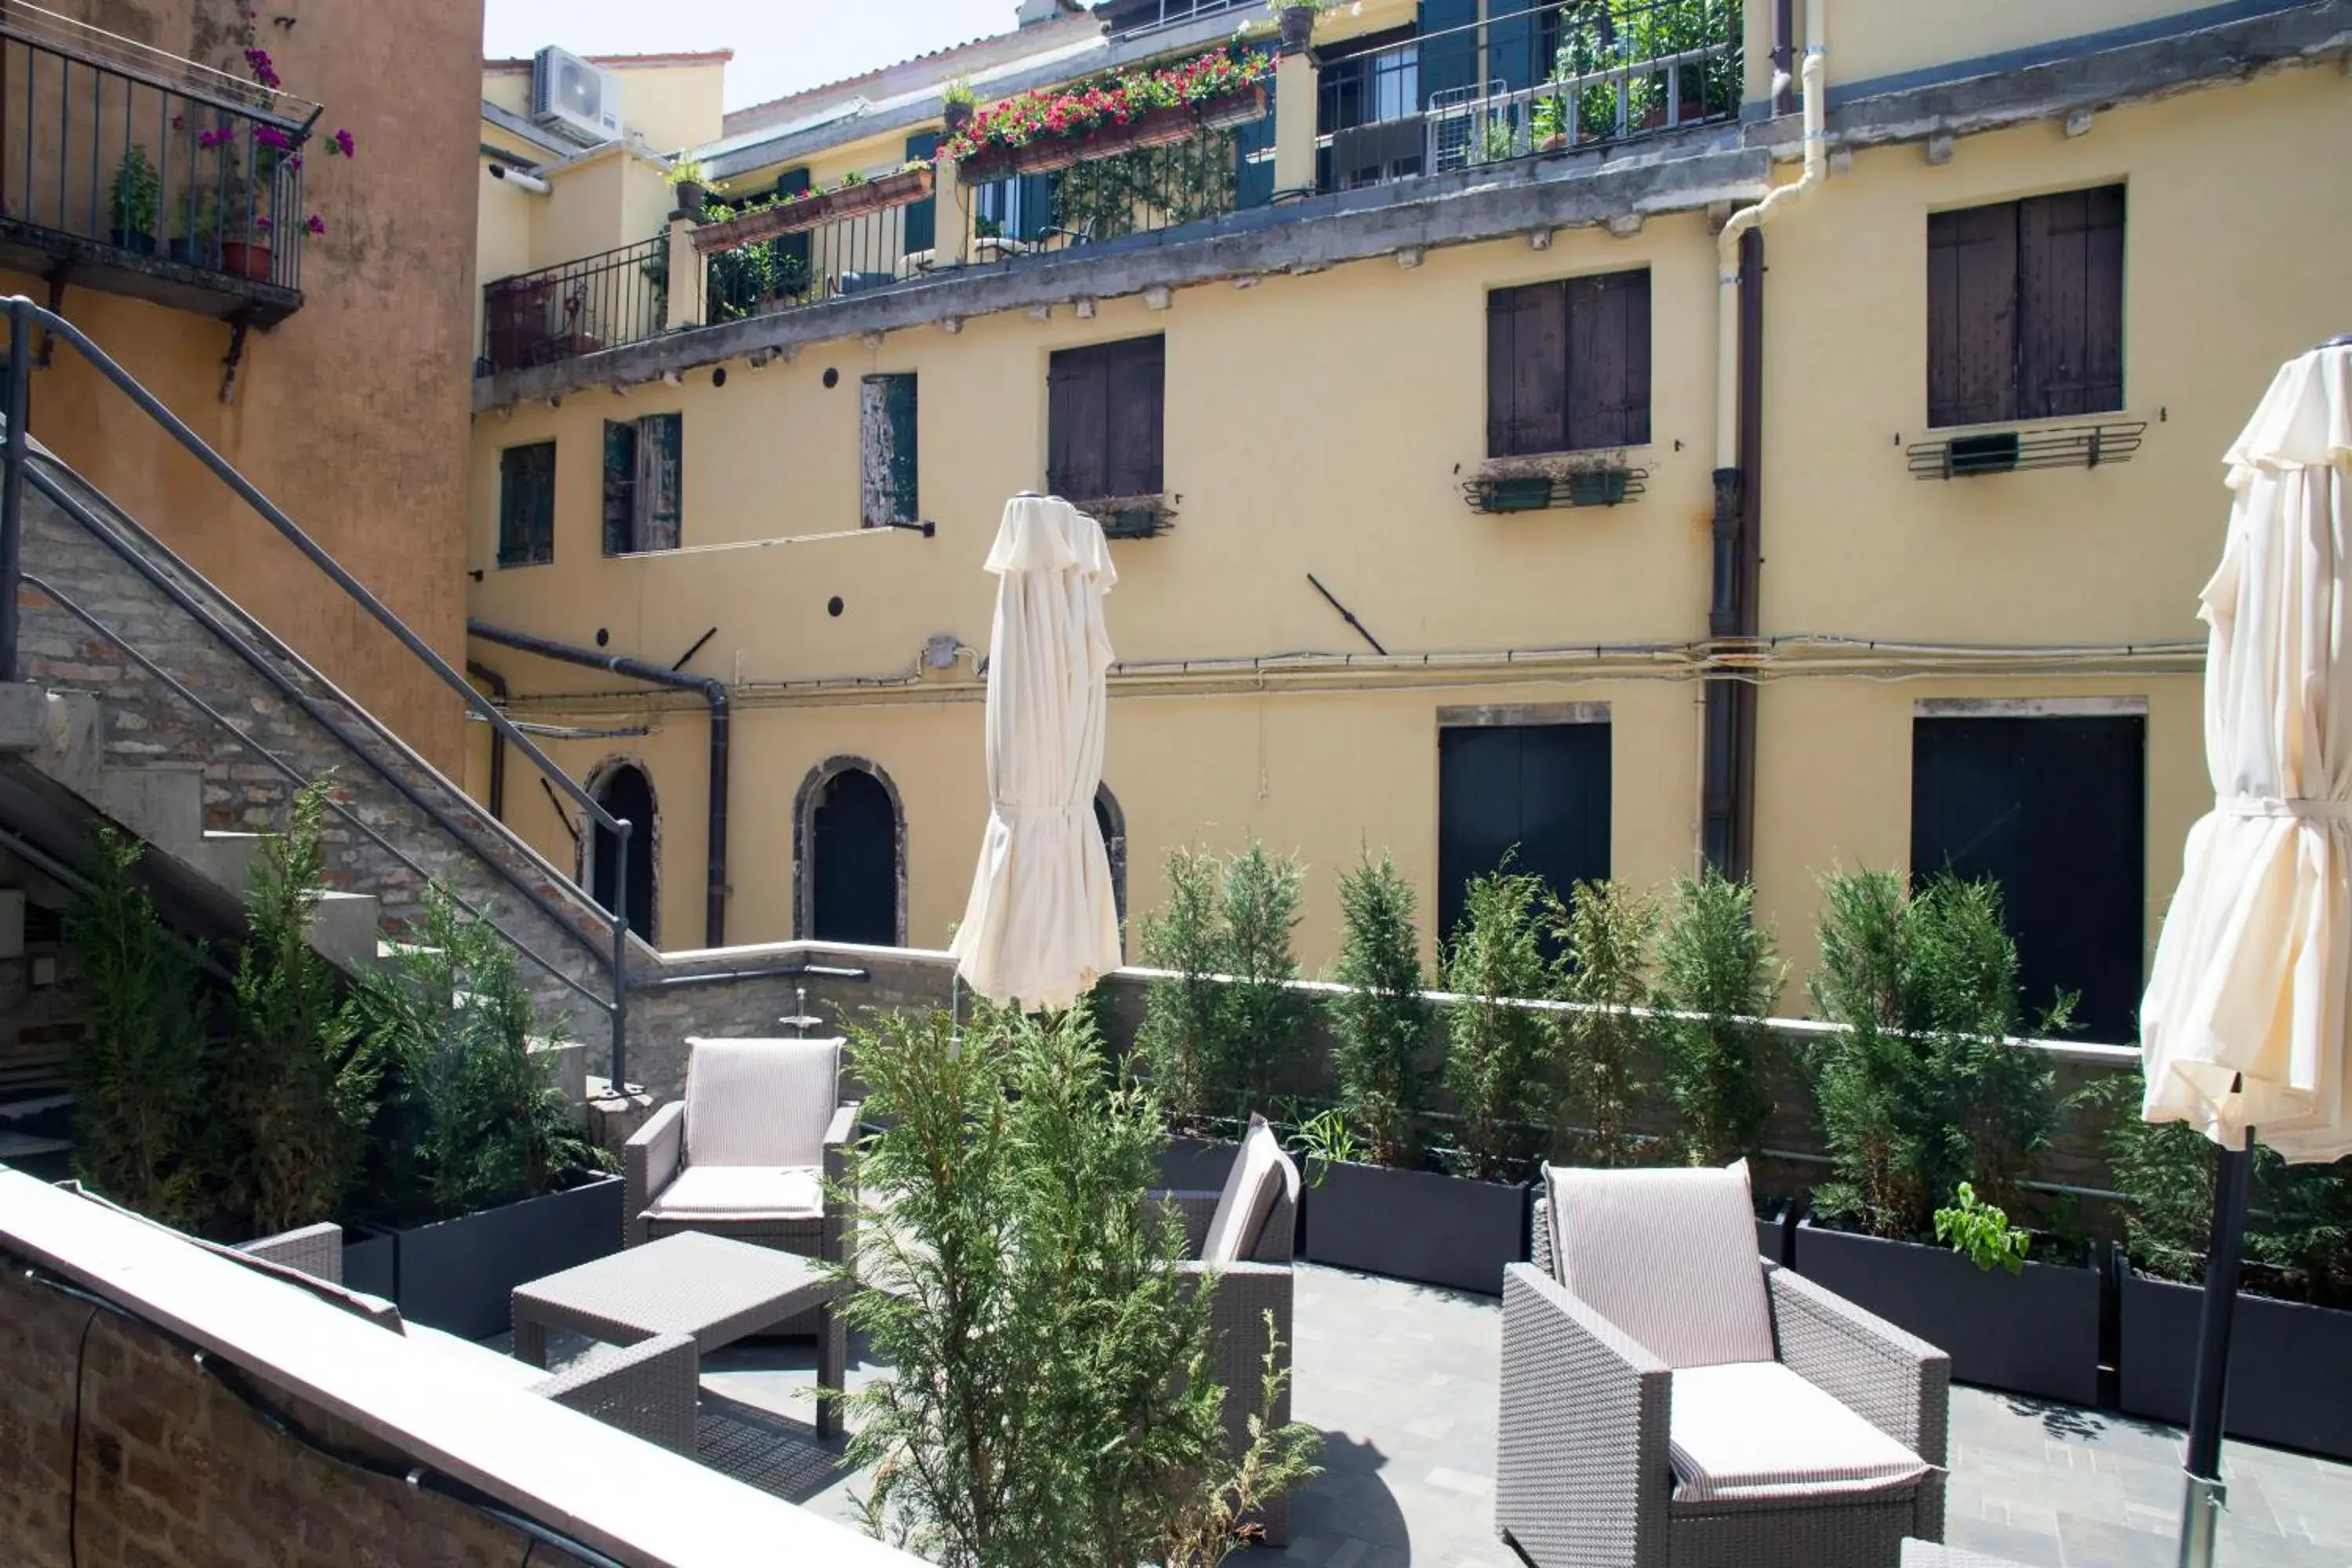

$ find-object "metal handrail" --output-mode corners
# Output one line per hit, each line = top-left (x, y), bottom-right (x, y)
(0, 296), (640, 1084)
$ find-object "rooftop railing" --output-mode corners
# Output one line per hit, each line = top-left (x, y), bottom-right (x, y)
(1318, 0), (1740, 191)
(0, 5), (318, 307)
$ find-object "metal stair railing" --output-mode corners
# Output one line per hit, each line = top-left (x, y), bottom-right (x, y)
(0, 295), (640, 1086)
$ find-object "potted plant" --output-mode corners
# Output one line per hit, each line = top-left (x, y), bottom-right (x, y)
(666, 156), (707, 217)
(2101, 1074), (2352, 1461)
(1301, 853), (1529, 1293)
(1791, 869), (2101, 1403)
(1269, 0), (1331, 54)
(942, 78), (977, 137)
(948, 44), (1275, 185)
(344, 887), (619, 1338)
(108, 144), (161, 253)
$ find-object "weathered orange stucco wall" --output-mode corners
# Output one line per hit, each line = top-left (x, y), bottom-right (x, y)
(4, 0), (482, 768)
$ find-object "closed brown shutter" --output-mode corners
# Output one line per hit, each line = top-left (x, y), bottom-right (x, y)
(1487, 282), (1567, 457)
(1105, 336), (1165, 496)
(1927, 203), (2020, 429)
(1049, 336), (1163, 499)
(1566, 269), (1651, 450)
(1047, 344), (1109, 499)
(2018, 183), (2125, 419)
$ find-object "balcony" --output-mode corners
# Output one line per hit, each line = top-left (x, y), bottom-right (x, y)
(1318, 0), (1741, 191)
(0, 5), (318, 325)
(480, 233), (669, 375)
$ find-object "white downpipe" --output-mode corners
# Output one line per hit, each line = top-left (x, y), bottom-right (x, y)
(1715, 0), (1826, 470)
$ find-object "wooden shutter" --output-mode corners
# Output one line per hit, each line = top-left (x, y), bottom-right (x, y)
(1926, 202), (2020, 428)
(601, 421), (637, 556)
(1566, 268), (1651, 450)
(1105, 336), (1166, 496)
(1418, 0), (1481, 110)
(861, 374), (919, 528)
(1047, 344), (1110, 499)
(635, 413), (683, 552)
(902, 133), (940, 256)
(497, 442), (555, 567)
(776, 168), (814, 290)
(1486, 282), (1567, 458)
(2017, 183), (2125, 419)
(1015, 172), (1057, 242)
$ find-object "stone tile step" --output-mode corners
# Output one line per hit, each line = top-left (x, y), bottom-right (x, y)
(0, 1129), (69, 1159)
(191, 829), (265, 896)
(0, 1091), (71, 1123)
(92, 763), (204, 856)
(307, 890), (383, 974)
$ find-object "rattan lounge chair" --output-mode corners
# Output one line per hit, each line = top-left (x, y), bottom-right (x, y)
(1498, 1162), (1949, 1568)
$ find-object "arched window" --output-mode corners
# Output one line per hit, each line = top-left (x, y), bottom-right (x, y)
(793, 757), (907, 946)
(1094, 782), (1127, 960)
(586, 760), (657, 943)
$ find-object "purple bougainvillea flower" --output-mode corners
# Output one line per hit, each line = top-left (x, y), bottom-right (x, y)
(329, 128), (356, 158)
(305, 214), (325, 235)
(244, 47), (281, 90)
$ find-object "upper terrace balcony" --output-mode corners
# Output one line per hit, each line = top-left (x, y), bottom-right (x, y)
(0, 3), (317, 325)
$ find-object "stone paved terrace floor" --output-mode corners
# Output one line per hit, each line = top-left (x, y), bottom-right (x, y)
(543, 1263), (2352, 1567)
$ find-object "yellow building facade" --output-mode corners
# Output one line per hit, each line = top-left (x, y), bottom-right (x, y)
(464, 0), (2350, 1045)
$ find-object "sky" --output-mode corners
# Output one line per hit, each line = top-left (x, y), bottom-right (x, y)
(483, 0), (1033, 112)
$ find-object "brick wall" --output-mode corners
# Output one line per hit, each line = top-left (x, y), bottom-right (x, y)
(0, 1266), (586, 1568)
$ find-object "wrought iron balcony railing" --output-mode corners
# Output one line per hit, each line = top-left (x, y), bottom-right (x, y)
(481, 234), (669, 375)
(0, 4), (320, 320)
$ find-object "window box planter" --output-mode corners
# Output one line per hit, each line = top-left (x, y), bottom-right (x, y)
(956, 85), (1271, 187)
(692, 165), (937, 254)
(371, 1174), (625, 1339)
(1793, 1215), (2101, 1404)
(1303, 1160), (1529, 1296)
(220, 240), (272, 283)
(2118, 1264), (2352, 1461)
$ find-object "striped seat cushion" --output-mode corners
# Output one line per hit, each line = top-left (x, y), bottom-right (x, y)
(1546, 1160), (1774, 1369)
(1668, 1360), (1929, 1503)
(683, 1036), (841, 1170)
(1202, 1114), (1298, 1265)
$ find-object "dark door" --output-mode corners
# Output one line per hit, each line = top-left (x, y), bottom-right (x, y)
(590, 764), (655, 942)
(1437, 722), (1611, 952)
(1094, 786), (1127, 957)
(811, 769), (899, 946)
(1911, 715), (2146, 1042)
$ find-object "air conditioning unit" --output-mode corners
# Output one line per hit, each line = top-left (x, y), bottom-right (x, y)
(531, 46), (623, 146)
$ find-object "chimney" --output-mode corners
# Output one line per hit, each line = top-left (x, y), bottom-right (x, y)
(1016, 0), (1075, 24)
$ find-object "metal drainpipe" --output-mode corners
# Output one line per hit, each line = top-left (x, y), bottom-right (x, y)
(1702, 212), (1769, 881)
(466, 620), (731, 949)
(465, 660), (509, 822)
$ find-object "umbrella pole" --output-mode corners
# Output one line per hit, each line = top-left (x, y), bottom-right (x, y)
(2177, 1130), (2254, 1568)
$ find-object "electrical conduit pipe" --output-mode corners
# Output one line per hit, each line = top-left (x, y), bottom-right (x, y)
(466, 620), (731, 949)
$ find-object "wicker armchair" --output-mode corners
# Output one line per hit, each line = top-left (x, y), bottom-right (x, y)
(625, 1036), (858, 1336)
(1499, 1166), (1948, 1568)
(1150, 1114), (1302, 1548)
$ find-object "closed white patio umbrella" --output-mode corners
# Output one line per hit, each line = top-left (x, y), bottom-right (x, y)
(2140, 336), (2352, 1568)
(949, 493), (1122, 1013)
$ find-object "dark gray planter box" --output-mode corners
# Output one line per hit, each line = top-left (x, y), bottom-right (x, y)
(1756, 1202), (1796, 1269)
(341, 1227), (397, 1299)
(1156, 1134), (1239, 1193)
(1795, 1218), (2100, 1404)
(390, 1175), (625, 1340)
(1303, 1160), (1528, 1296)
(2118, 1267), (2352, 1461)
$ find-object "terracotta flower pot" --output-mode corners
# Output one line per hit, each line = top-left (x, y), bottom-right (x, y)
(220, 240), (272, 282)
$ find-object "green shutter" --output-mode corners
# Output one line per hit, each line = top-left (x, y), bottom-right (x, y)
(639, 412), (684, 552)
(498, 441), (555, 568)
(903, 133), (939, 256)
(861, 374), (918, 528)
(777, 167), (814, 293)
(602, 420), (637, 555)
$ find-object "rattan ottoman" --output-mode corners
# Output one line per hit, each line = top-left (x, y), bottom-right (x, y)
(511, 1229), (845, 1440)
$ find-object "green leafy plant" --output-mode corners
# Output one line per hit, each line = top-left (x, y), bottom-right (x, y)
(214, 779), (376, 1237)
(2091, 1072), (2352, 1308)
(1807, 869), (2063, 1240)
(1216, 839), (1309, 1118)
(1138, 844), (1228, 1128)
(664, 156), (707, 189)
(1554, 880), (1657, 1167)
(1442, 862), (1558, 1181)
(354, 886), (610, 1227)
(943, 78), (978, 110)
(829, 1005), (1318, 1567)
(1654, 869), (1784, 1167)
(1469, 116), (1519, 165)
(1287, 1107), (1361, 1187)
(1935, 1181), (2031, 1276)
(1327, 848), (1433, 1167)
(63, 826), (210, 1229)
(108, 143), (161, 241)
